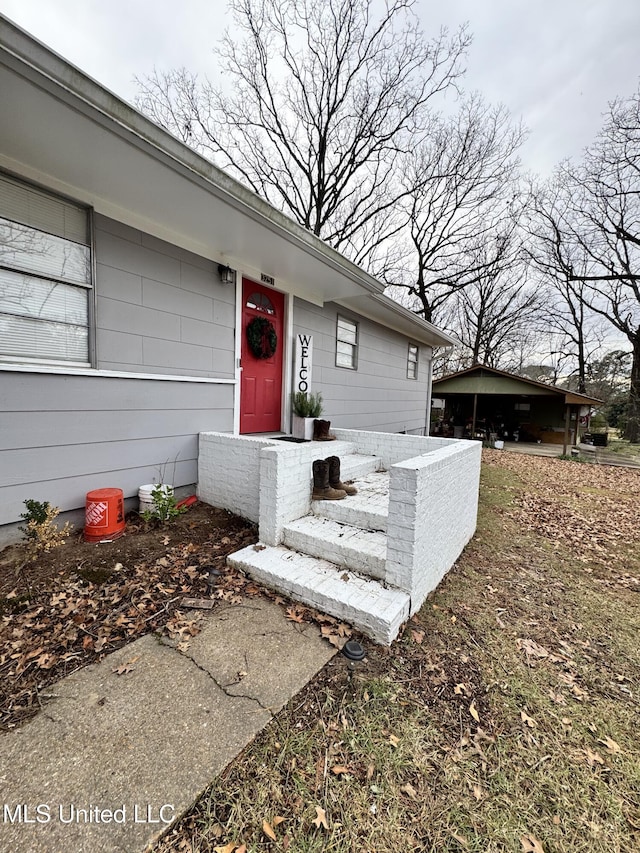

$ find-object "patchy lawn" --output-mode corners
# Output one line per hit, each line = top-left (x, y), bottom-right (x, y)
(152, 450), (640, 853)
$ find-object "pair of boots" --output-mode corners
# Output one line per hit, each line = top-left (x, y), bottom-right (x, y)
(312, 456), (357, 501)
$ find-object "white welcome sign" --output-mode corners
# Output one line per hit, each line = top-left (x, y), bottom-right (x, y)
(295, 333), (313, 393)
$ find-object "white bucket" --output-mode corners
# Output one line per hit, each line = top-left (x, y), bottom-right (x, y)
(138, 483), (173, 515)
(494, 440), (504, 450)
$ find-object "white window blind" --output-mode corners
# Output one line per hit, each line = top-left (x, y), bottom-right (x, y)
(0, 174), (91, 366)
(407, 344), (418, 379)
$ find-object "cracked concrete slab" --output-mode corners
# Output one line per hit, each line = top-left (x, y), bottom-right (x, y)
(183, 597), (336, 711)
(0, 597), (336, 853)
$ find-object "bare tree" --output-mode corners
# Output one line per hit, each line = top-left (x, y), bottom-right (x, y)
(452, 265), (540, 370)
(386, 94), (525, 323)
(135, 0), (470, 262)
(557, 89), (640, 440)
(523, 180), (605, 393)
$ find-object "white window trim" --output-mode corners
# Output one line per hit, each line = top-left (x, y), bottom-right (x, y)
(0, 363), (236, 384)
(407, 343), (419, 379)
(0, 171), (94, 368)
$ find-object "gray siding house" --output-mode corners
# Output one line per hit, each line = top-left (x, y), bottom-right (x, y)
(0, 17), (454, 530)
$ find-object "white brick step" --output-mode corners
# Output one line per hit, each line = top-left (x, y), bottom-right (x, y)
(283, 516), (386, 580)
(337, 453), (381, 481)
(312, 470), (390, 532)
(297, 440), (358, 459)
(227, 544), (410, 645)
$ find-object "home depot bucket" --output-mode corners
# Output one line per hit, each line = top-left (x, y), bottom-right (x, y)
(84, 488), (125, 542)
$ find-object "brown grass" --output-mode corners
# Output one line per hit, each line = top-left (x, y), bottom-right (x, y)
(153, 451), (640, 853)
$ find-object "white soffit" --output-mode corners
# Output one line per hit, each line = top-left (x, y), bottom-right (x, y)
(334, 293), (456, 348)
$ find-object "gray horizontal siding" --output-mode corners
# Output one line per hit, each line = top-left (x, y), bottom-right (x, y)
(0, 371), (234, 525)
(292, 299), (431, 434)
(94, 214), (236, 378)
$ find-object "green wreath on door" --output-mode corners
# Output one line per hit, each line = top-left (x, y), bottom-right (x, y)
(246, 316), (278, 359)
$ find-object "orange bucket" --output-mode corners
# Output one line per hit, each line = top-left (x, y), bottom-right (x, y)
(84, 488), (125, 542)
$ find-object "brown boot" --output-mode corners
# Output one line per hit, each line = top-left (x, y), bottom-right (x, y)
(312, 459), (346, 500)
(313, 419), (336, 441)
(327, 455), (357, 495)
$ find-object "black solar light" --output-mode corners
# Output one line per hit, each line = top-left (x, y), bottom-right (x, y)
(341, 640), (366, 680)
(200, 565), (222, 588)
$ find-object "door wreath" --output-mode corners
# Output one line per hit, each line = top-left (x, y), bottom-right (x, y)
(246, 316), (278, 359)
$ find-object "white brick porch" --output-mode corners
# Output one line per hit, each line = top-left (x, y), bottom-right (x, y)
(199, 429), (481, 644)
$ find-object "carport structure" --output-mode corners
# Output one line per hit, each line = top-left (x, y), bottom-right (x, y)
(432, 365), (602, 454)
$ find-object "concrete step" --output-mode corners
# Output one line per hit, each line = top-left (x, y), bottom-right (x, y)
(282, 516), (386, 580)
(227, 544), (410, 645)
(312, 470), (390, 532)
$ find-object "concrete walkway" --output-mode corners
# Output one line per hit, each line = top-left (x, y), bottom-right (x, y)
(499, 441), (640, 468)
(0, 597), (336, 853)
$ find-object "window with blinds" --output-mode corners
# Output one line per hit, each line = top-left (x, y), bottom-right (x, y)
(0, 173), (91, 367)
(336, 315), (358, 370)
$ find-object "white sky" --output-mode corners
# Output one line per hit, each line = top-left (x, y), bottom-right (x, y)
(0, 0), (638, 177)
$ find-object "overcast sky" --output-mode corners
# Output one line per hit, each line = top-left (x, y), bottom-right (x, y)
(1, 0), (639, 176)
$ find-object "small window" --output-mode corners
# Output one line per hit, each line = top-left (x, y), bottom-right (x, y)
(336, 315), (358, 369)
(246, 292), (275, 314)
(407, 344), (419, 379)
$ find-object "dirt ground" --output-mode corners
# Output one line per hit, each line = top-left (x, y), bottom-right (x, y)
(0, 502), (259, 730)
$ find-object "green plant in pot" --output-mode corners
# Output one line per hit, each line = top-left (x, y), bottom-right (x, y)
(291, 391), (323, 440)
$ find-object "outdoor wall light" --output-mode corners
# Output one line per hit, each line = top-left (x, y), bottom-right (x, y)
(218, 263), (235, 285)
(341, 639), (366, 680)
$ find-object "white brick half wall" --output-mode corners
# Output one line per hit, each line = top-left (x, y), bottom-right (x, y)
(385, 439), (481, 613)
(331, 428), (455, 468)
(197, 433), (278, 523)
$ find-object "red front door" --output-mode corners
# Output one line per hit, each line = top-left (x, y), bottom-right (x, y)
(240, 279), (285, 433)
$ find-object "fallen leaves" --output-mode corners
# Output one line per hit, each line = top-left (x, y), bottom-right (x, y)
(468, 700), (480, 723)
(112, 655), (140, 675)
(312, 806), (328, 830)
(520, 709), (537, 728)
(598, 735), (621, 755)
(0, 514), (259, 729)
(520, 834), (545, 853)
(262, 819), (279, 841)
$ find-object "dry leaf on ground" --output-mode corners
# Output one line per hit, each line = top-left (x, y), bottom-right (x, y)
(262, 820), (276, 841)
(521, 835), (545, 853)
(312, 805), (329, 830)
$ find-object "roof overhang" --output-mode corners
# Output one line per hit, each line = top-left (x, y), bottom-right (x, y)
(433, 365), (603, 405)
(0, 15), (451, 348)
(334, 292), (456, 348)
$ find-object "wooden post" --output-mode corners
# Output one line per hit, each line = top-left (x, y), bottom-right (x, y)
(472, 393), (478, 438)
(563, 405), (571, 455)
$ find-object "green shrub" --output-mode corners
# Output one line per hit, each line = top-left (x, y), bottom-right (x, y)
(141, 484), (187, 525)
(19, 499), (71, 558)
(291, 391), (323, 418)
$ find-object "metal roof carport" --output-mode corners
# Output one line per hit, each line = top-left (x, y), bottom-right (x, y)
(432, 365), (602, 454)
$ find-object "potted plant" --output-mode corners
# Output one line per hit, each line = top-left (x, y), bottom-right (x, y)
(291, 391), (323, 440)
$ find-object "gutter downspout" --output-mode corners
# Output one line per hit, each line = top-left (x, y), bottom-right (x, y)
(424, 354), (434, 436)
